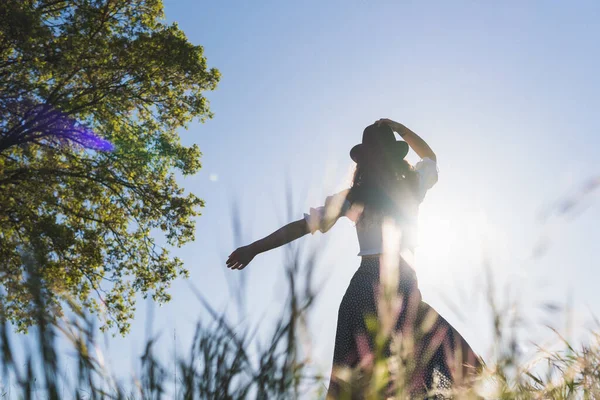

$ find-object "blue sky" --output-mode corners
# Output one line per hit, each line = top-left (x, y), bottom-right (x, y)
(12, 0), (600, 392)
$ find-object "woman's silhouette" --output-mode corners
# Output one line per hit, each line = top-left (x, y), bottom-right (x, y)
(227, 118), (481, 398)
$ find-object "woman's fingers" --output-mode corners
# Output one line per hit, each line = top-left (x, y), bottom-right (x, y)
(226, 254), (238, 268)
(226, 248), (239, 267)
(226, 257), (246, 270)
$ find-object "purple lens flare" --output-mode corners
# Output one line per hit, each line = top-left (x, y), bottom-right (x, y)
(6, 103), (114, 152)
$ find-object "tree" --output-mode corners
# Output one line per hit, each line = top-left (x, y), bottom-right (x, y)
(0, 0), (220, 334)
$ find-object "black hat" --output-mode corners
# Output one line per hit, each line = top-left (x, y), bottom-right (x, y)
(350, 123), (409, 163)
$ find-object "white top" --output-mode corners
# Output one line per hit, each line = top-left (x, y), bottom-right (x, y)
(303, 157), (439, 256)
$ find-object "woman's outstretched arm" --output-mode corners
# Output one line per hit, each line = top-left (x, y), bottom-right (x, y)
(226, 219), (310, 270)
(376, 118), (437, 162)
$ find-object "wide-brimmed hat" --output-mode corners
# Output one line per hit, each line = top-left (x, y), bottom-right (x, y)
(350, 123), (409, 163)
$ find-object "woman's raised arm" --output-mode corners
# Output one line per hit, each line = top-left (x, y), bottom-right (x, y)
(376, 118), (437, 162)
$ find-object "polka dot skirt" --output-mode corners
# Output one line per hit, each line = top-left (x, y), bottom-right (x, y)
(327, 257), (481, 399)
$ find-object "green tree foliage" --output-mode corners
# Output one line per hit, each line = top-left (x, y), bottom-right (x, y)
(0, 0), (220, 334)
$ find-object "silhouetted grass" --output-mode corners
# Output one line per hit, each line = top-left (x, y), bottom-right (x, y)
(0, 177), (598, 399)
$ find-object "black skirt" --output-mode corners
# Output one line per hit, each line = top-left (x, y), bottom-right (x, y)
(328, 256), (481, 398)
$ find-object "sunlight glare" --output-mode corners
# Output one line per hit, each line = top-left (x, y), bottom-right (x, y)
(416, 205), (491, 282)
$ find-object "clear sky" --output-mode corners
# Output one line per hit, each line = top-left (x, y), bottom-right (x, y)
(18, 0), (600, 392)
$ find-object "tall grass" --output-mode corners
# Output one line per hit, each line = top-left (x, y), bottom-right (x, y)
(0, 177), (598, 399)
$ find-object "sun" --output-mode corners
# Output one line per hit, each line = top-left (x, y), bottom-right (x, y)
(415, 204), (490, 281)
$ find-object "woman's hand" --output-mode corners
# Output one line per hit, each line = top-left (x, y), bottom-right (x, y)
(375, 118), (405, 135)
(226, 245), (257, 270)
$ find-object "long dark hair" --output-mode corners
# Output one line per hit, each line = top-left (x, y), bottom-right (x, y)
(346, 130), (421, 224)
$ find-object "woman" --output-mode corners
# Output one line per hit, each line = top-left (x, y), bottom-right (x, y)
(226, 119), (481, 398)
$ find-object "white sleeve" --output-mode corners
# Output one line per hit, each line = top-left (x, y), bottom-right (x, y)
(414, 157), (439, 194)
(304, 206), (325, 234)
(303, 191), (351, 234)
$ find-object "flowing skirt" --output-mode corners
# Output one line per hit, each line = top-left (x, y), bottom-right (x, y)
(328, 256), (481, 399)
